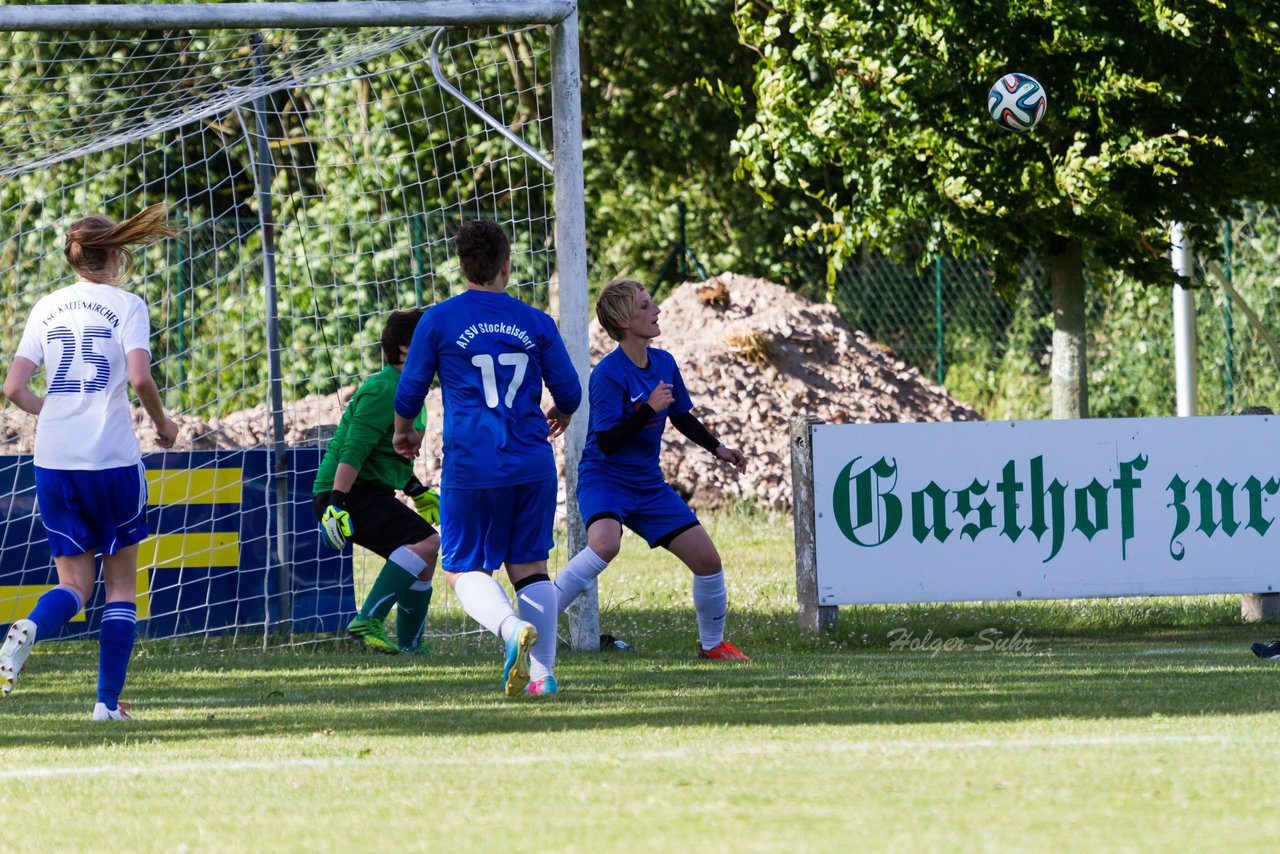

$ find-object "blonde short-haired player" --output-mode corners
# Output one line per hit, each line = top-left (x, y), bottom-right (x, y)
(554, 278), (751, 665)
(1, 203), (180, 720)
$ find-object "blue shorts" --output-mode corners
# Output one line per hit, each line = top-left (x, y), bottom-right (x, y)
(440, 478), (556, 572)
(578, 474), (699, 549)
(35, 463), (149, 557)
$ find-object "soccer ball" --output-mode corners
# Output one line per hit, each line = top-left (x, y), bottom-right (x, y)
(987, 73), (1047, 132)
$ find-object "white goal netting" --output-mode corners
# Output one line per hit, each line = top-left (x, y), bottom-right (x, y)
(0, 20), (567, 645)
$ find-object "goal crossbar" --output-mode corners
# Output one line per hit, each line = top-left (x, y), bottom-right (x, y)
(0, 1), (576, 31)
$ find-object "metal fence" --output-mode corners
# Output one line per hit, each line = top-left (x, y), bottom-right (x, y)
(795, 207), (1280, 420)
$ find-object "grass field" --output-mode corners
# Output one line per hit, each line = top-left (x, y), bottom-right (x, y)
(5, 511), (1280, 852)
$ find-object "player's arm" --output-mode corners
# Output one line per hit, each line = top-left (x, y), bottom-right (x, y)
(319, 392), (385, 550)
(590, 372), (659, 456)
(126, 349), (178, 448)
(318, 460), (359, 550)
(402, 475), (439, 524)
(541, 317), (583, 437)
(336, 391), (385, 479)
(667, 360), (745, 472)
(393, 321), (437, 459)
(669, 410), (747, 473)
(595, 405), (654, 455)
(3, 357), (43, 416)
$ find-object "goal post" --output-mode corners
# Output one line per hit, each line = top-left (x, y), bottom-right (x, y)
(0, 1), (597, 648)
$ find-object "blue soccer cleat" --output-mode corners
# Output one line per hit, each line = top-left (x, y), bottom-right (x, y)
(502, 620), (538, 697)
(1252, 641), (1280, 659)
(525, 675), (558, 696)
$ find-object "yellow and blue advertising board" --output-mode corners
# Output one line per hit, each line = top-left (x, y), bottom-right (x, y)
(0, 449), (353, 637)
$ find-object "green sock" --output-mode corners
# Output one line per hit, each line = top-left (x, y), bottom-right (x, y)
(359, 561), (418, 621)
(396, 582), (433, 650)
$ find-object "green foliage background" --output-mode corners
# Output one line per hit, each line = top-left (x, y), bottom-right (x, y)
(2, 1), (1279, 422)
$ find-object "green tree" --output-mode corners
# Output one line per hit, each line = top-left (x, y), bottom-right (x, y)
(579, 0), (817, 290)
(733, 1), (1280, 417)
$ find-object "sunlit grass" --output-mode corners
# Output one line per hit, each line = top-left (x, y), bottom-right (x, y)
(7, 510), (1280, 852)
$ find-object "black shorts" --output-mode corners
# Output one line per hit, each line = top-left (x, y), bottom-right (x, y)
(312, 485), (437, 560)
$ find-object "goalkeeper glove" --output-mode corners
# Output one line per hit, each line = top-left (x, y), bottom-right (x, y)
(320, 490), (354, 550)
(404, 477), (440, 525)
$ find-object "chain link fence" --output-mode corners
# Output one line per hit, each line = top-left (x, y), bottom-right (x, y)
(793, 206), (1280, 420)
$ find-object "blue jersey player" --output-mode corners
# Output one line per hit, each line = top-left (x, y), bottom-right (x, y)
(1, 203), (181, 720)
(554, 278), (750, 661)
(393, 220), (580, 696)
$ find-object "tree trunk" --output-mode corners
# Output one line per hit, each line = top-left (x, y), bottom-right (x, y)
(1049, 239), (1088, 419)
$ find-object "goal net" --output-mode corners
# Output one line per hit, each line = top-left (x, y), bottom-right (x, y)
(0, 3), (589, 648)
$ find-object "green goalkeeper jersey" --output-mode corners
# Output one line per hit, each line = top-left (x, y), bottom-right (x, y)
(313, 365), (426, 495)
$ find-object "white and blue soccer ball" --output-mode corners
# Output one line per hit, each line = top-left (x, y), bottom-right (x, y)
(987, 73), (1047, 132)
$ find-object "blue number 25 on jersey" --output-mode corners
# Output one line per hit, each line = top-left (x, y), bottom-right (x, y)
(47, 325), (113, 394)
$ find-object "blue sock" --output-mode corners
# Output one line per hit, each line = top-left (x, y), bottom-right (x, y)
(27, 586), (82, 642)
(97, 601), (137, 711)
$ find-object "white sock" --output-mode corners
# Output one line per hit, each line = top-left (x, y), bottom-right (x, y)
(554, 547), (609, 614)
(692, 570), (727, 651)
(517, 580), (558, 682)
(389, 545), (428, 576)
(452, 572), (518, 640)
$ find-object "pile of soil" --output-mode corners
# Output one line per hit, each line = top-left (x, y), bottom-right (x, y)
(0, 273), (979, 510)
(584, 273), (979, 509)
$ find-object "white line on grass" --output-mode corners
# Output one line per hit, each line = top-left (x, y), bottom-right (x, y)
(3, 732), (1272, 780)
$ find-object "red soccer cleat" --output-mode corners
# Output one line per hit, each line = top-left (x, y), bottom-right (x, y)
(698, 641), (750, 661)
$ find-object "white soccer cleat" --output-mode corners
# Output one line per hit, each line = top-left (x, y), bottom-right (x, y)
(91, 701), (133, 722)
(0, 619), (36, 698)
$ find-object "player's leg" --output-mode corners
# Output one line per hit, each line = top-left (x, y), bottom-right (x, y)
(339, 487), (438, 654)
(554, 518), (621, 615)
(1, 552), (94, 699)
(440, 485), (536, 695)
(3, 468), (99, 698)
(508, 560), (555, 694)
(664, 525), (748, 661)
(555, 475), (626, 615)
(501, 479), (559, 694)
(91, 464), (151, 720)
(640, 485), (748, 661)
(98, 545), (140, 720)
(395, 536), (439, 653)
(445, 567), (536, 695)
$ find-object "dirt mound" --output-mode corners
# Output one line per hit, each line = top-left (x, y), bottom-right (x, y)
(0, 273), (978, 511)
(587, 273), (979, 509)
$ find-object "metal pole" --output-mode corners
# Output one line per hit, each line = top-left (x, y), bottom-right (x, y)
(250, 34), (293, 637)
(431, 29), (554, 173)
(1171, 222), (1198, 417)
(1222, 222), (1234, 412)
(175, 218), (189, 409)
(934, 255), (945, 385)
(0, 2), (577, 30)
(550, 8), (597, 652)
(677, 200), (688, 282)
(410, 213), (426, 306)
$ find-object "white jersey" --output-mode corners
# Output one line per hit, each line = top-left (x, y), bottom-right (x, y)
(15, 280), (152, 470)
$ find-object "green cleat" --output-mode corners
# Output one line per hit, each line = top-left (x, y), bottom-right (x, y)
(346, 616), (399, 654)
(398, 640), (437, 656)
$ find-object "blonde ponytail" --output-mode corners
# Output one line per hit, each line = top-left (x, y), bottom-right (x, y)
(64, 202), (179, 281)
